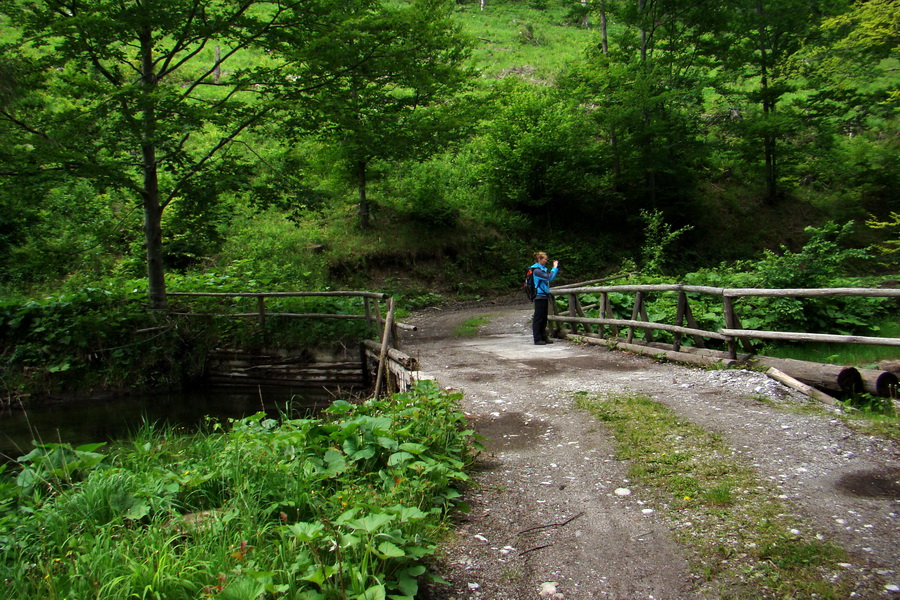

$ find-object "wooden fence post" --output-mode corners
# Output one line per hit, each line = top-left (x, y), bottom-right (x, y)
(674, 291), (687, 351)
(373, 298), (395, 398)
(627, 291), (643, 344)
(257, 295), (268, 345)
(373, 298), (384, 341)
(638, 299), (654, 342)
(364, 297), (373, 332)
(723, 295), (738, 359)
(549, 296), (562, 338)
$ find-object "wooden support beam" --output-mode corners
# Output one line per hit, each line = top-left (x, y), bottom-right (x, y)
(766, 367), (838, 406)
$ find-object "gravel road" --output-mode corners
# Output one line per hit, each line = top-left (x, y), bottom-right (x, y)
(398, 298), (900, 600)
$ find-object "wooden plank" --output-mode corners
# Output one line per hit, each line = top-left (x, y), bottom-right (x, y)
(548, 315), (728, 341)
(766, 367), (838, 406)
(724, 288), (900, 298)
(720, 329), (900, 346)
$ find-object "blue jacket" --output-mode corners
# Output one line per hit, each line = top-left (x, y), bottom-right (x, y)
(530, 262), (558, 298)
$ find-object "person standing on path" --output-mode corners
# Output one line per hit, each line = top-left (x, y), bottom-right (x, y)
(530, 252), (559, 345)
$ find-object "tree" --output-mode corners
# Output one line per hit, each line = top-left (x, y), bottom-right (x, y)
(0, 0), (388, 307)
(716, 0), (848, 203)
(474, 80), (608, 226)
(302, 0), (473, 229)
(789, 0), (899, 216)
(564, 0), (727, 213)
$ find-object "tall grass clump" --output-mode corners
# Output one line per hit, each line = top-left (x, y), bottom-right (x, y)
(0, 382), (475, 599)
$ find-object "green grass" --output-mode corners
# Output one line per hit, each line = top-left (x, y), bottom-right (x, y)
(575, 391), (855, 599)
(453, 2), (593, 82)
(453, 315), (493, 337)
(762, 320), (900, 367)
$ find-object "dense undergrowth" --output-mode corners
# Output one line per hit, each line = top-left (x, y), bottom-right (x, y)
(0, 382), (475, 600)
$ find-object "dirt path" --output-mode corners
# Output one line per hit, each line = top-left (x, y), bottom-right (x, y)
(398, 299), (900, 600)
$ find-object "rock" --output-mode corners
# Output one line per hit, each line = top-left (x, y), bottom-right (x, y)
(614, 487), (632, 496)
(539, 581), (559, 597)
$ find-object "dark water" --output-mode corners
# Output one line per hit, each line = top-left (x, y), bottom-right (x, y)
(0, 386), (347, 461)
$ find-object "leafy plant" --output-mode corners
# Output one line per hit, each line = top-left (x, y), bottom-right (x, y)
(0, 382), (476, 599)
(638, 209), (694, 276)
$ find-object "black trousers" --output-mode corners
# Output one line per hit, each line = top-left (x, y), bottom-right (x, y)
(532, 298), (549, 342)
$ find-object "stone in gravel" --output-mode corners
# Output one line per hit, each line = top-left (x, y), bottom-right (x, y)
(614, 487), (631, 496)
(539, 581), (559, 597)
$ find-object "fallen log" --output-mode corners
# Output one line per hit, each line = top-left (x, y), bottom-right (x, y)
(766, 367), (838, 406)
(568, 334), (736, 368)
(857, 369), (899, 398)
(748, 356), (862, 395)
(610, 339), (755, 363)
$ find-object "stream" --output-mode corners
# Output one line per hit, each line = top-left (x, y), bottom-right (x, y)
(0, 385), (344, 461)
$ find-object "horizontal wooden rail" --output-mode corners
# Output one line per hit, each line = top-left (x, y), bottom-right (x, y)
(168, 291), (388, 299)
(549, 283), (900, 373)
(549, 315), (729, 341)
(554, 284), (724, 296)
(720, 329), (900, 346)
(722, 288), (900, 298)
(170, 311), (368, 320)
(552, 285), (900, 298)
(553, 272), (636, 290)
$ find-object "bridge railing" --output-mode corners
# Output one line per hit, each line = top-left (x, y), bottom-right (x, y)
(549, 284), (900, 398)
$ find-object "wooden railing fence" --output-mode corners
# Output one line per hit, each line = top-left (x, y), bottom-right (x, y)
(166, 291), (422, 396)
(549, 284), (900, 400)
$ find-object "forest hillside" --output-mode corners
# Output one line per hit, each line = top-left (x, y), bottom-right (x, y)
(0, 0), (897, 302)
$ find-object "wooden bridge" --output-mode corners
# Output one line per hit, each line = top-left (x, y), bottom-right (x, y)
(166, 290), (425, 397)
(548, 276), (900, 403)
(165, 280), (899, 404)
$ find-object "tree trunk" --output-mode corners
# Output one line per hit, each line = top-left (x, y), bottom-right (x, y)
(140, 28), (167, 309)
(638, 0), (656, 203)
(756, 0), (778, 203)
(356, 159), (370, 229)
(599, 0), (608, 53)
